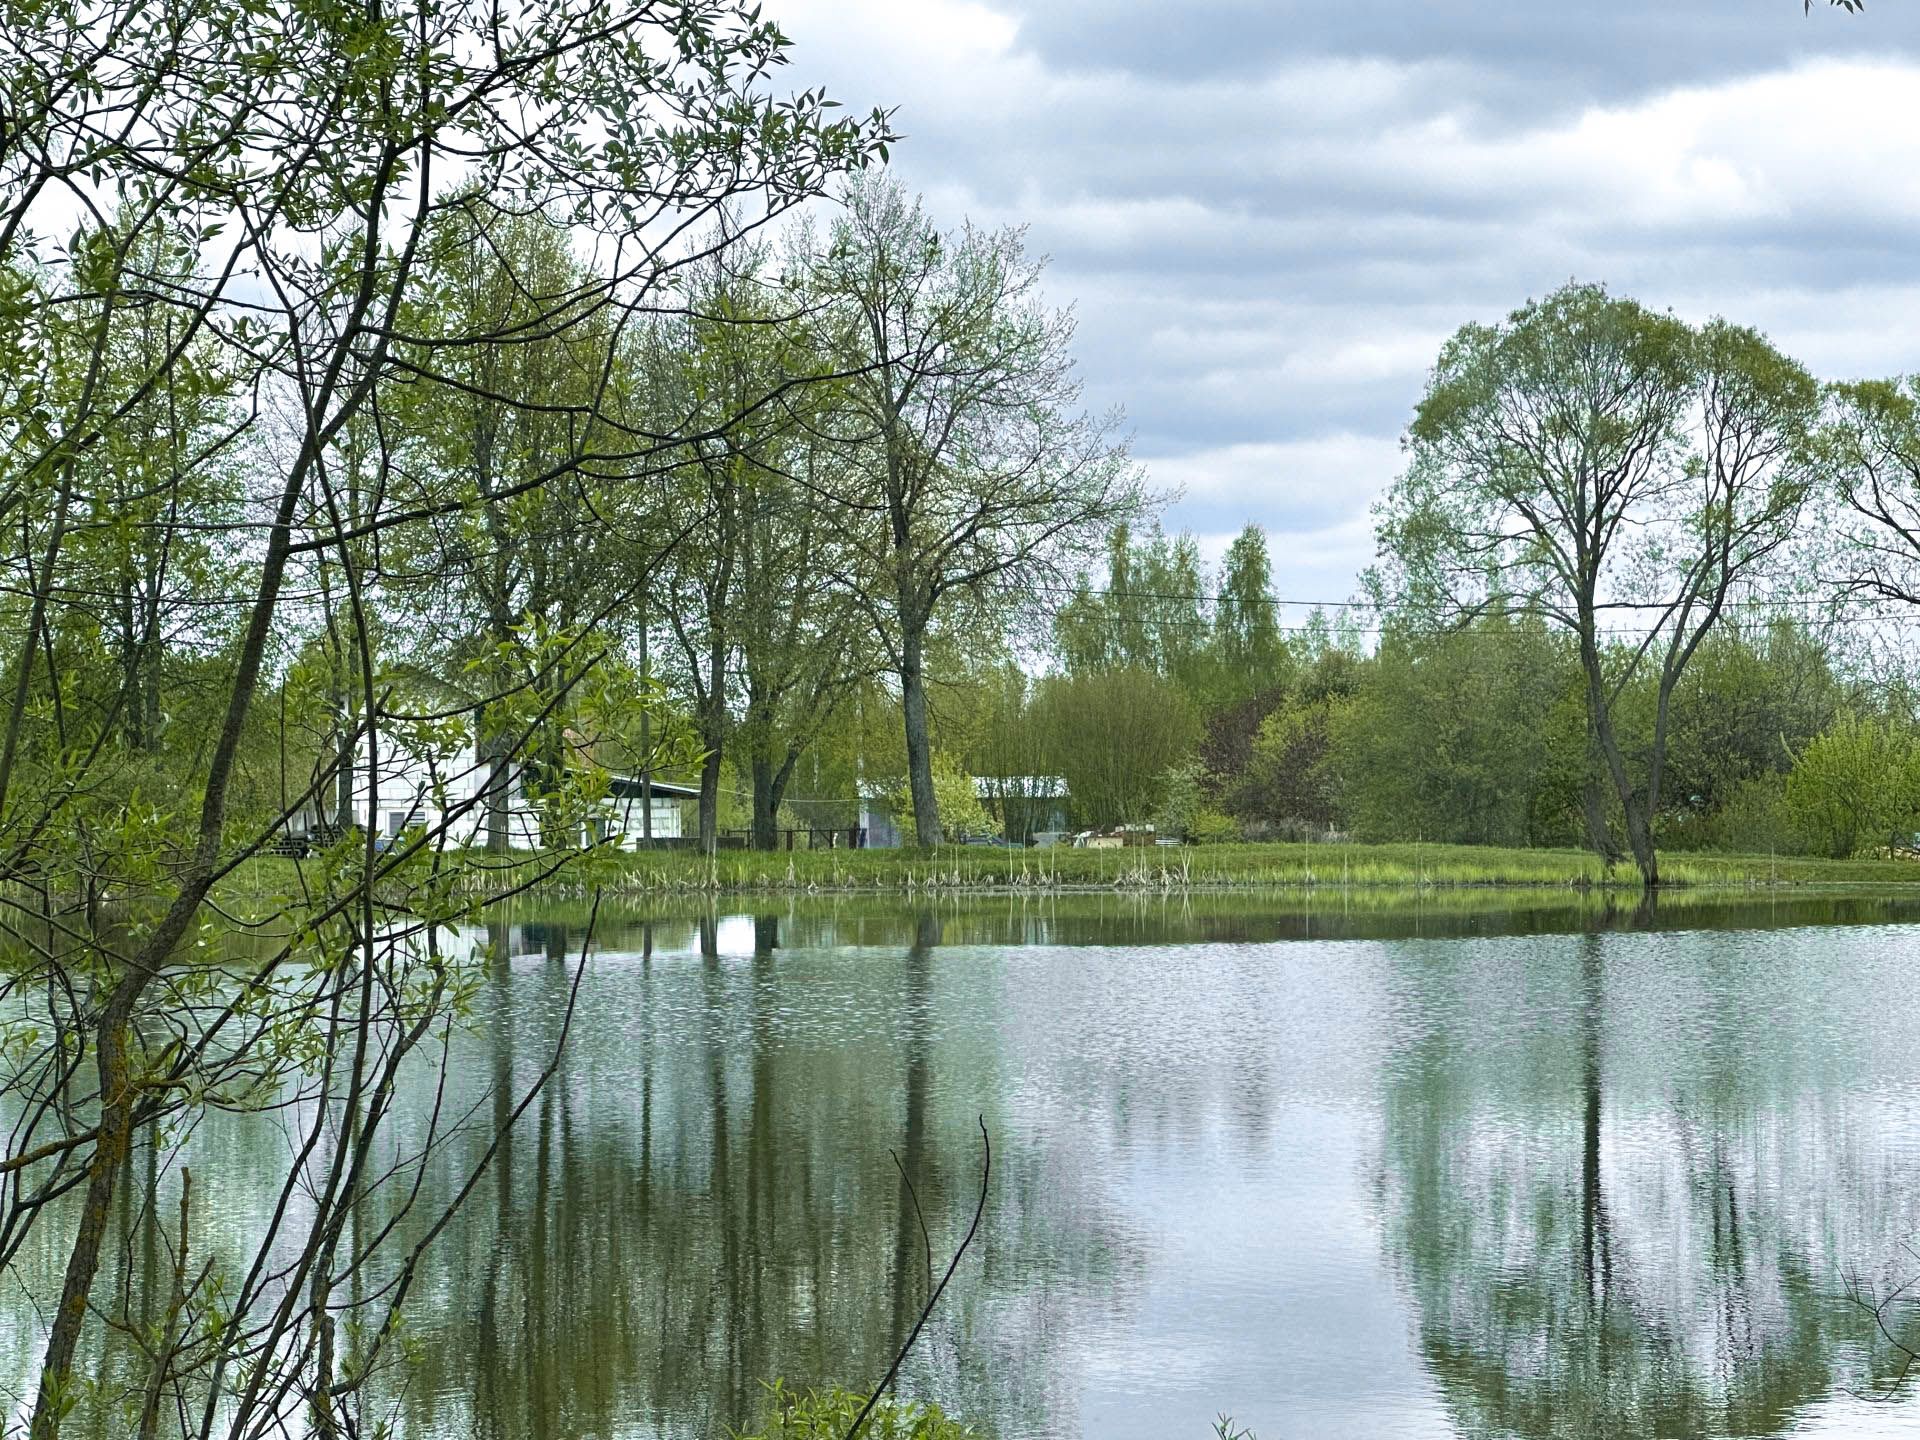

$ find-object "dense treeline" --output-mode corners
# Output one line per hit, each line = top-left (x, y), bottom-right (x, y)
(908, 284), (1920, 879)
(1021, 550), (1886, 862)
(634, 284), (1920, 882)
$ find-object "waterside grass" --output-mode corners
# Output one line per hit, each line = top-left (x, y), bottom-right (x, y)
(218, 840), (1920, 906)
(525, 839), (1920, 895)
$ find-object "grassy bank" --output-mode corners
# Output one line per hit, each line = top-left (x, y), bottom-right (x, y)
(208, 841), (1920, 914)
(210, 840), (1920, 901)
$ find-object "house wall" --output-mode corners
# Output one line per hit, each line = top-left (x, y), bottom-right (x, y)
(612, 795), (684, 843)
(340, 739), (683, 851)
(858, 800), (900, 848)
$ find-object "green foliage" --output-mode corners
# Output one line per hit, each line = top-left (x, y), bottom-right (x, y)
(1375, 281), (1819, 883)
(1053, 522), (1292, 708)
(890, 751), (994, 841)
(734, 1382), (977, 1440)
(1213, 644), (1360, 835)
(1681, 773), (1804, 856)
(805, 171), (1142, 845)
(1332, 614), (1578, 846)
(1213, 525), (1287, 697)
(1031, 666), (1200, 830)
(1186, 808), (1244, 845)
(1154, 758), (1207, 838)
(1785, 712), (1920, 858)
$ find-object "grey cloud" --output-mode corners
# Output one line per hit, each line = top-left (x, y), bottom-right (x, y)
(772, 0), (1920, 596)
(1005, 1), (1919, 106)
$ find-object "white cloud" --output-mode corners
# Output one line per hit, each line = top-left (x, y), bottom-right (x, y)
(762, 2), (1920, 601)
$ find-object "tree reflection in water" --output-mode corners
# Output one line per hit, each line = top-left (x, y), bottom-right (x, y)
(20, 897), (1920, 1437)
(379, 906), (1127, 1439)
(1374, 917), (1920, 1438)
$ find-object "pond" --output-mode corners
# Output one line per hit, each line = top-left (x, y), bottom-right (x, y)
(11, 890), (1920, 1438)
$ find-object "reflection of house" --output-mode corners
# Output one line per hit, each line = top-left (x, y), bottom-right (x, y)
(289, 731), (690, 850)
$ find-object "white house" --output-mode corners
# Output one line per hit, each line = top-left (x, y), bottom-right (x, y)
(294, 728), (690, 850)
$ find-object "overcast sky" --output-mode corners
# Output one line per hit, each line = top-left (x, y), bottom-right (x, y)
(768, 0), (1920, 607)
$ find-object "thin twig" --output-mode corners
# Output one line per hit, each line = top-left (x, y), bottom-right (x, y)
(841, 1118), (990, 1440)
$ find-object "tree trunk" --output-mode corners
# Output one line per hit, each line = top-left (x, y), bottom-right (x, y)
(335, 720), (355, 832)
(1622, 790), (1659, 890)
(697, 616), (728, 853)
(750, 752), (778, 851)
(900, 623), (941, 848)
(483, 727), (509, 855)
(1580, 747), (1622, 867)
(749, 743), (803, 851)
(698, 744), (722, 853)
(1581, 644), (1659, 889)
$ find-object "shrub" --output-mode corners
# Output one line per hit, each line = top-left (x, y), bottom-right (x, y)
(1186, 808), (1243, 844)
(734, 1382), (977, 1440)
(890, 752), (995, 843)
(1785, 712), (1920, 858)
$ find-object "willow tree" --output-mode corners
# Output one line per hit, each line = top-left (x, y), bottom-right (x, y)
(1375, 284), (1817, 887)
(1820, 378), (1920, 607)
(804, 175), (1142, 846)
(0, 1), (887, 1433)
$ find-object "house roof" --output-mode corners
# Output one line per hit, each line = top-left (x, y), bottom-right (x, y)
(607, 774), (703, 801)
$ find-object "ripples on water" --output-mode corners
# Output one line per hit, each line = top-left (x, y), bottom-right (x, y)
(9, 893), (1920, 1438)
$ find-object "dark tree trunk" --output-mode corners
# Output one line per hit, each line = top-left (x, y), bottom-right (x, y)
(698, 744), (722, 853)
(335, 721), (355, 832)
(1580, 637), (1659, 889)
(483, 727), (510, 855)
(749, 743), (802, 851)
(750, 752), (777, 851)
(697, 613), (729, 853)
(899, 622), (940, 848)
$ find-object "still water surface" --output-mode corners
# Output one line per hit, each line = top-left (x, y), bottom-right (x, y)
(15, 892), (1920, 1438)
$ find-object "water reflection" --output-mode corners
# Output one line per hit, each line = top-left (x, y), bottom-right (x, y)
(364, 904), (1132, 1440)
(1373, 923), (1920, 1439)
(9, 894), (1920, 1437)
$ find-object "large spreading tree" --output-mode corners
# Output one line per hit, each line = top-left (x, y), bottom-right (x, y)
(1375, 283), (1817, 887)
(803, 175), (1143, 847)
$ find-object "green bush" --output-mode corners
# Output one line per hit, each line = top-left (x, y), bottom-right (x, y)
(1785, 712), (1920, 858)
(1186, 808), (1243, 844)
(734, 1382), (977, 1440)
(1671, 773), (1807, 855)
